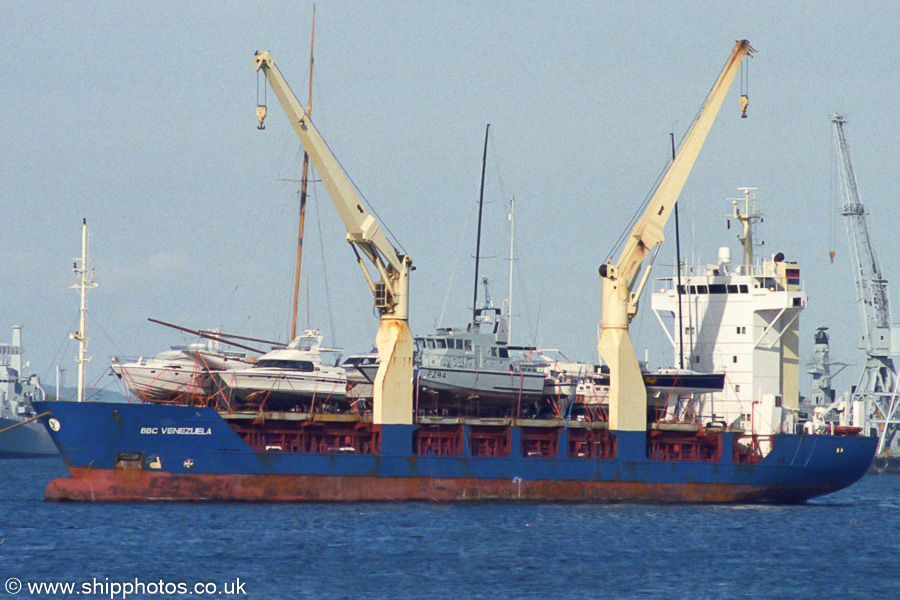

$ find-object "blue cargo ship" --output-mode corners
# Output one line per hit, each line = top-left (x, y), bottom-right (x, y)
(33, 401), (875, 502)
(32, 40), (877, 503)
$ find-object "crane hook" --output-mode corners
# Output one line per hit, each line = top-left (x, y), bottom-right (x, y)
(256, 67), (268, 129)
(739, 51), (750, 118)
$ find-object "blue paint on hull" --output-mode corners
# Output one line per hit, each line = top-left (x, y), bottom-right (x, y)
(33, 401), (876, 503)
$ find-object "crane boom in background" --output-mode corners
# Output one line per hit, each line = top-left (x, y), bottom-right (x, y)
(831, 114), (900, 458)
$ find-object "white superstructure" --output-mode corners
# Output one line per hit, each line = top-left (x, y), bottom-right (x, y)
(652, 189), (805, 434)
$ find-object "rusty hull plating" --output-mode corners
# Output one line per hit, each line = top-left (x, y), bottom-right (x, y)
(46, 469), (850, 504)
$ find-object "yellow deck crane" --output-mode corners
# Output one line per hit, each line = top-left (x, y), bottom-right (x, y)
(254, 51), (414, 425)
(598, 40), (755, 432)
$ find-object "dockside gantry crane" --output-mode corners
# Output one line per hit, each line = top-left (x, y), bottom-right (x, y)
(254, 51), (414, 425)
(831, 114), (900, 455)
(598, 40), (754, 431)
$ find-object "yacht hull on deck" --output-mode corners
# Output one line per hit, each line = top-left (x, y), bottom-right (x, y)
(215, 372), (347, 400)
(110, 363), (209, 400)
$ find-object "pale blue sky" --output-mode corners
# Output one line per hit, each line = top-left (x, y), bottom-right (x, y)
(1, 1), (897, 397)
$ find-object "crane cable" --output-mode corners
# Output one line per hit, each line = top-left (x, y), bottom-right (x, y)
(740, 54), (750, 118)
(828, 125), (838, 263)
(256, 70), (267, 130)
(603, 49), (752, 265)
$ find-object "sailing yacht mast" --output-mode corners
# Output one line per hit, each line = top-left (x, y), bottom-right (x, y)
(506, 197), (515, 341)
(472, 124), (490, 320)
(290, 5), (316, 341)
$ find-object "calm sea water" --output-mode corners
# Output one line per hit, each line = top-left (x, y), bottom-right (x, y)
(1, 458), (898, 600)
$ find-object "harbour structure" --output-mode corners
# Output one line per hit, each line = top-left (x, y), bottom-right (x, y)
(34, 40), (875, 502)
(651, 188), (805, 436)
(832, 114), (900, 456)
(812, 115), (900, 462)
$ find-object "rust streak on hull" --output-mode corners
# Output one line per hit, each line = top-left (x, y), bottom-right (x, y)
(46, 468), (839, 504)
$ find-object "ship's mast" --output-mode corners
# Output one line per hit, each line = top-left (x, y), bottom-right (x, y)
(732, 187), (761, 271)
(71, 218), (97, 403)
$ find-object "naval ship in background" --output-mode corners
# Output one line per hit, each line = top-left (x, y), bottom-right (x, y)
(33, 41), (876, 502)
(0, 325), (56, 458)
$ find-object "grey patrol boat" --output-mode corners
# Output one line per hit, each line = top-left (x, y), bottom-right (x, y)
(357, 303), (547, 417)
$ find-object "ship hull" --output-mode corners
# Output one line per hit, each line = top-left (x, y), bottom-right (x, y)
(34, 401), (876, 503)
(417, 367), (545, 399)
(0, 416), (58, 459)
(44, 469), (849, 504)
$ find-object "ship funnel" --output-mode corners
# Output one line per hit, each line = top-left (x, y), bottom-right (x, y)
(718, 247), (732, 265)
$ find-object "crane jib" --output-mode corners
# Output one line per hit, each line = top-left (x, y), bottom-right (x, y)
(598, 39), (755, 434)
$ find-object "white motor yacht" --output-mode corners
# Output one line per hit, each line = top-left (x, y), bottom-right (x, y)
(212, 330), (348, 410)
